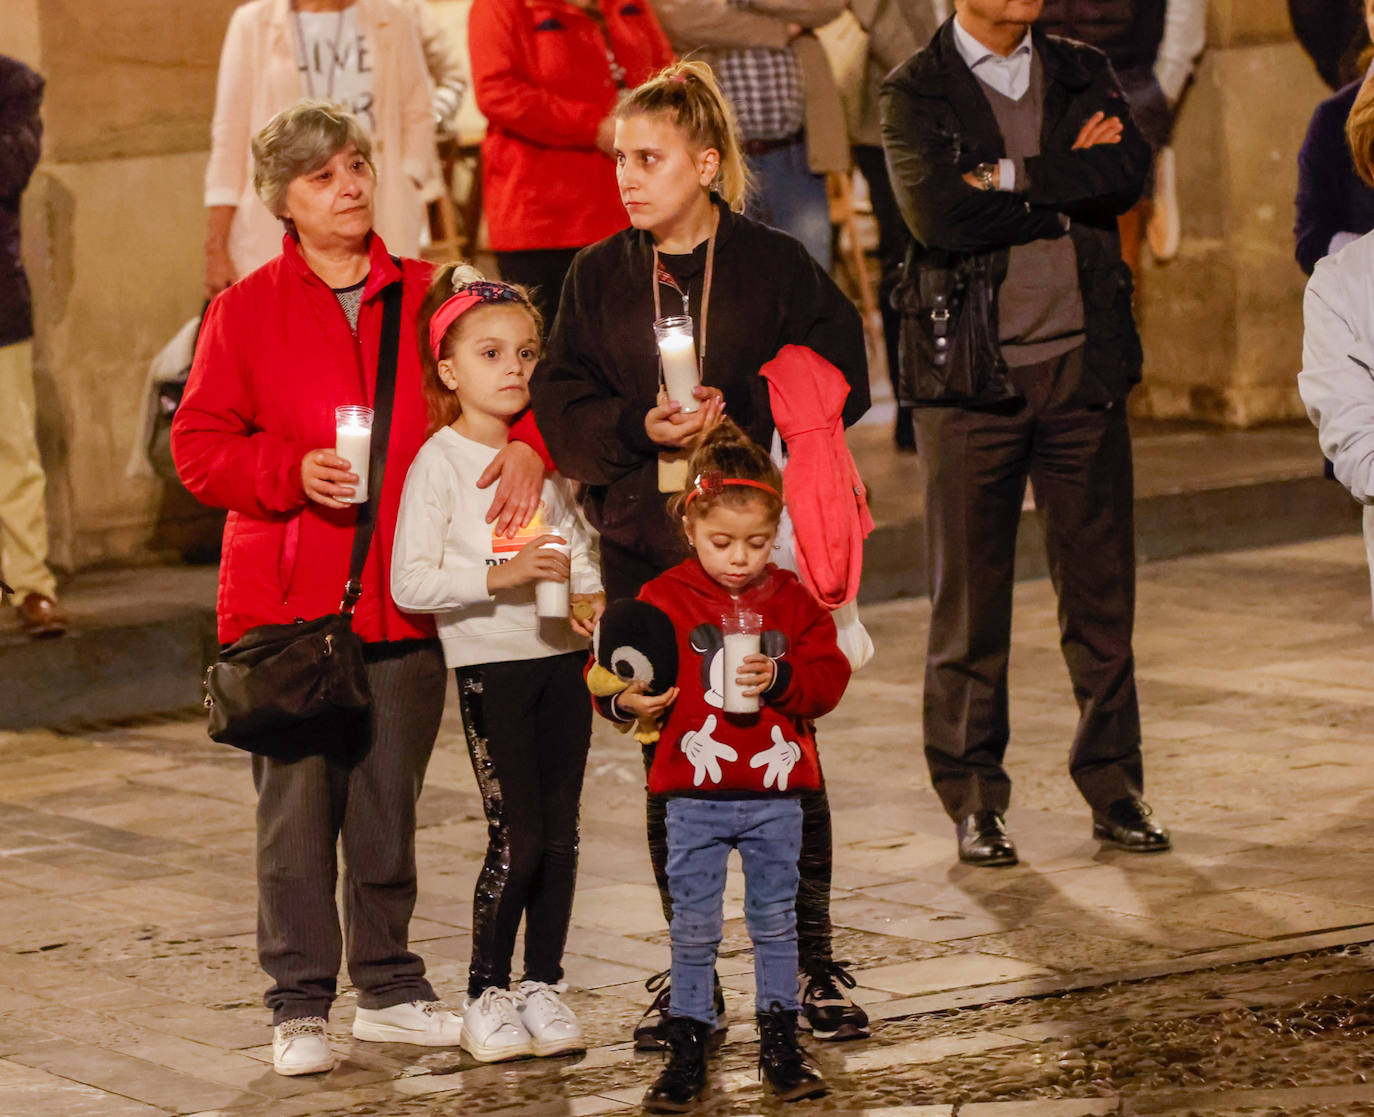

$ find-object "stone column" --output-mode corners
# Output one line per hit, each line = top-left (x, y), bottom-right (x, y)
(1131, 0), (1332, 426)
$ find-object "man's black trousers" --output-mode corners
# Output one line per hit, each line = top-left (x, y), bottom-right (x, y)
(916, 346), (1145, 821)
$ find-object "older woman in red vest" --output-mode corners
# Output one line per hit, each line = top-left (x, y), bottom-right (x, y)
(174, 101), (548, 1077)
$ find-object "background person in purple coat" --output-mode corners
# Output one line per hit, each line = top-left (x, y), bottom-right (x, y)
(1295, 0), (1374, 277)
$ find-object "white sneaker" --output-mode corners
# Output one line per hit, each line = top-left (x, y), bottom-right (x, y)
(516, 980), (585, 1057)
(273, 1016), (334, 1076)
(461, 986), (534, 1062)
(352, 999), (463, 1046)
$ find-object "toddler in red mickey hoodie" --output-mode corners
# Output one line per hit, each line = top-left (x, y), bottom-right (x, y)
(608, 420), (850, 1109)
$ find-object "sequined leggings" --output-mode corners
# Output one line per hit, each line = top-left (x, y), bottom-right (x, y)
(457, 653), (591, 997)
(643, 747), (834, 975)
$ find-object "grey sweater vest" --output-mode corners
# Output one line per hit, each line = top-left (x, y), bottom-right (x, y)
(980, 52), (1086, 367)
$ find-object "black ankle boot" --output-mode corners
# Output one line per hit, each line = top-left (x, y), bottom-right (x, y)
(642, 1015), (710, 1113)
(757, 1006), (826, 1101)
(634, 971), (728, 1052)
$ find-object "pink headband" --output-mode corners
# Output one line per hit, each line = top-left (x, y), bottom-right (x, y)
(428, 280), (528, 359)
(428, 293), (484, 358)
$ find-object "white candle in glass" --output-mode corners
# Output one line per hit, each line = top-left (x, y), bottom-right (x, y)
(722, 609), (763, 715)
(534, 530), (571, 619)
(335, 405), (373, 505)
(654, 316), (700, 413)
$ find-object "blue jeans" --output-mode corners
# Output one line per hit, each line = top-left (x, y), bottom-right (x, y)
(665, 797), (803, 1024)
(746, 139), (832, 271)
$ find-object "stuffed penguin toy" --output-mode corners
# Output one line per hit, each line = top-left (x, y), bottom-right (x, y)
(588, 599), (679, 744)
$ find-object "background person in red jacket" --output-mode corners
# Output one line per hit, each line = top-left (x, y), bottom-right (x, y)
(610, 423), (848, 1110)
(171, 101), (548, 1078)
(468, 0), (674, 324)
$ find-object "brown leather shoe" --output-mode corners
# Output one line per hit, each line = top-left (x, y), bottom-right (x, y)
(18, 593), (68, 638)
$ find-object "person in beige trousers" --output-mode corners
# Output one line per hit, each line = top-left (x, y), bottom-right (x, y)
(0, 54), (66, 639)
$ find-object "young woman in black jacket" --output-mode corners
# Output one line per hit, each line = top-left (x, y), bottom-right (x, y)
(530, 59), (872, 1061)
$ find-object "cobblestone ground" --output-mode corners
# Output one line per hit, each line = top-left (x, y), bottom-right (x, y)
(287, 944), (1374, 1117)
(2, 536), (1374, 1116)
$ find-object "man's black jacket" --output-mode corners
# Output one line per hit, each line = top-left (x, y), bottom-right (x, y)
(880, 18), (1149, 407)
(0, 55), (42, 348)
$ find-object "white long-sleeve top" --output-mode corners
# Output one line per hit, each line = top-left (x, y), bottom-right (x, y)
(391, 426), (602, 667)
(1299, 232), (1374, 505)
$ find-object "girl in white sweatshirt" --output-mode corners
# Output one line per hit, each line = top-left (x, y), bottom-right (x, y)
(392, 264), (603, 1065)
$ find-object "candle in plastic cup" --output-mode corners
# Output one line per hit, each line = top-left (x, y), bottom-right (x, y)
(654, 315), (700, 413)
(535, 530), (572, 619)
(721, 608), (763, 715)
(335, 405), (373, 505)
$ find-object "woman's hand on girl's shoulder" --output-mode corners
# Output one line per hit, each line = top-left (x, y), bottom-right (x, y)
(477, 439), (546, 537)
(644, 388), (725, 449)
(301, 448), (359, 509)
(487, 533), (569, 592)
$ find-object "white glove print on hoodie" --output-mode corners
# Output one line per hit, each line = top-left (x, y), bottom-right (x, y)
(679, 715), (739, 786)
(749, 725), (802, 791)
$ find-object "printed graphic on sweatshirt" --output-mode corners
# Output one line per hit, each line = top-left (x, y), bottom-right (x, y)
(486, 502), (559, 567)
(294, 8), (375, 131)
(678, 715), (804, 790)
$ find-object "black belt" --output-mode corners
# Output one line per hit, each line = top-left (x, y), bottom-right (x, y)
(741, 131), (803, 157)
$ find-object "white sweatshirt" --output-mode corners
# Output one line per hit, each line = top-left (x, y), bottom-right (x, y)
(391, 426), (602, 667)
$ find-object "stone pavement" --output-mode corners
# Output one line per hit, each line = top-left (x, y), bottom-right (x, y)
(1, 535), (1374, 1115)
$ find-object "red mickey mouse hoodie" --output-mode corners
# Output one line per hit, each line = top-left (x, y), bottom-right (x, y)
(636, 558), (851, 797)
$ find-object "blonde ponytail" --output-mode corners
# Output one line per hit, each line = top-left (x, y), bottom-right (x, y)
(617, 59), (751, 211)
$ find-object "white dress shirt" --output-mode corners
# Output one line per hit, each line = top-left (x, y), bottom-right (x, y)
(952, 14), (1032, 190)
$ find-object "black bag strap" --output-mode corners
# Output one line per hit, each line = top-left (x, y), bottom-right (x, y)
(341, 262), (405, 618)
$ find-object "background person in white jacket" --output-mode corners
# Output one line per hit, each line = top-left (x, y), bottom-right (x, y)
(1300, 71), (1374, 617)
(204, 0), (443, 297)
(391, 265), (604, 1064)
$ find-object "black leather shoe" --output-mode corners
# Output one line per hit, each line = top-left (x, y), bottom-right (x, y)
(757, 1005), (826, 1101)
(642, 1015), (710, 1112)
(1093, 797), (1171, 853)
(956, 811), (1018, 866)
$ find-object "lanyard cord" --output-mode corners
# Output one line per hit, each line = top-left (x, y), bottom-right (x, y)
(652, 207), (719, 384)
(291, 2), (348, 103)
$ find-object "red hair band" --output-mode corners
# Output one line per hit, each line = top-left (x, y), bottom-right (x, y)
(684, 471), (781, 508)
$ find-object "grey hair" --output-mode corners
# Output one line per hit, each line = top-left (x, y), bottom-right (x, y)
(250, 100), (375, 224)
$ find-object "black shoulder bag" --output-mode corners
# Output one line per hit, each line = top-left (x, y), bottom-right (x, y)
(892, 242), (1013, 407)
(203, 274), (404, 760)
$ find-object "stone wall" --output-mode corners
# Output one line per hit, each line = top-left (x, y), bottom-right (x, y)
(1131, 0), (1329, 425)
(0, 0), (1344, 570)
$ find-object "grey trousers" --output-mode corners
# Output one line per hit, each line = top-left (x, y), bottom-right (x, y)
(251, 639), (447, 1023)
